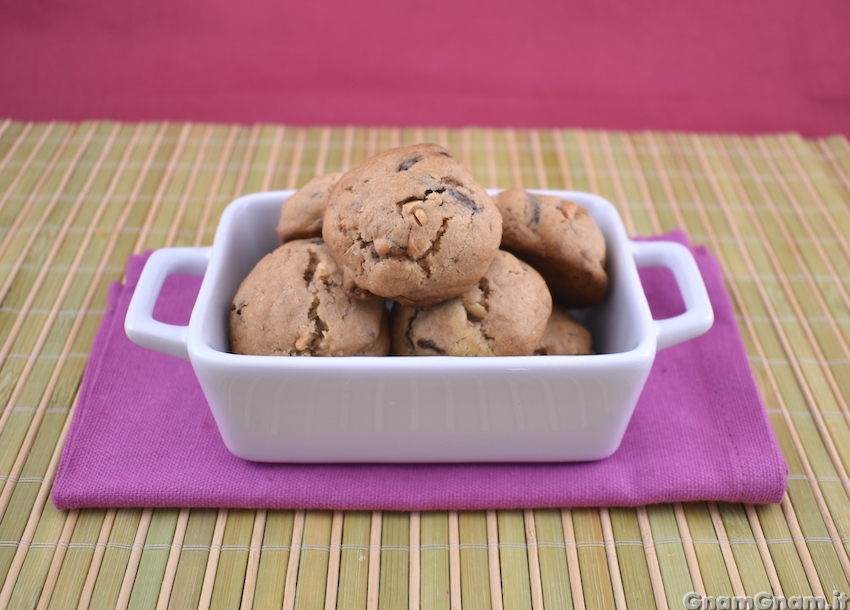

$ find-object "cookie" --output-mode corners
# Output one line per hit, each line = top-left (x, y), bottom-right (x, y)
(391, 250), (552, 356)
(276, 172), (344, 243)
(493, 189), (608, 307)
(322, 144), (503, 307)
(534, 306), (595, 355)
(229, 238), (390, 356)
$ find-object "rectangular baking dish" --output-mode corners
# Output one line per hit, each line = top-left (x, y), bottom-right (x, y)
(125, 189), (713, 463)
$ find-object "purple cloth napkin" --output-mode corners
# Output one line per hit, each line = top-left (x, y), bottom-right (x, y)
(52, 231), (787, 510)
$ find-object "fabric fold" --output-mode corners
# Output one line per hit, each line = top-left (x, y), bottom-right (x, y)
(52, 230), (787, 510)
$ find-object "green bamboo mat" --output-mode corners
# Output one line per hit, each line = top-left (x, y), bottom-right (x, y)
(0, 119), (849, 609)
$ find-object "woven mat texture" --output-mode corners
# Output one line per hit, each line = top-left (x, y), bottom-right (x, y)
(0, 120), (849, 609)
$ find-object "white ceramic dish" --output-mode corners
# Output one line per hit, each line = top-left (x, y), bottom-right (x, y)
(125, 189), (713, 463)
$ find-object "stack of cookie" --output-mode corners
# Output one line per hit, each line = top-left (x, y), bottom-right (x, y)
(229, 144), (604, 357)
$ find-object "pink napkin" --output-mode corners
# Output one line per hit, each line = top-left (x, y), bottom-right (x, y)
(52, 231), (787, 510)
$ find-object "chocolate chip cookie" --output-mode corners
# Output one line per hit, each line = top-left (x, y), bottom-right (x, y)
(276, 172), (344, 243)
(229, 238), (390, 356)
(494, 189), (608, 308)
(322, 144), (502, 307)
(391, 250), (552, 356)
(534, 306), (595, 355)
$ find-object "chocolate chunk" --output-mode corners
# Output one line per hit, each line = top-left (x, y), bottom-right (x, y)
(450, 189), (481, 212)
(527, 193), (542, 226)
(416, 339), (446, 354)
(398, 156), (422, 172)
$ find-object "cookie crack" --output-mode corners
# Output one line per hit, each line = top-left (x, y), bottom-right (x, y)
(477, 315), (497, 348)
(462, 274), (491, 322)
(404, 308), (421, 353)
(299, 294), (327, 355)
(395, 188), (445, 211)
(313, 313), (329, 350)
(479, 276), (492, 302)
(303, 250), (319, 284)
(427, 178), (482, 213)
(418, 216), (450, 277)
(365, 237), (412, 260)
(397, 195), (423, 208)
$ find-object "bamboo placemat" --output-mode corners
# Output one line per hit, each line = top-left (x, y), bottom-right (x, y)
(0, 120), (849, 609)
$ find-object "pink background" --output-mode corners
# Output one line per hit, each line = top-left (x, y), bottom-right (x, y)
(2, 0), (849, 136)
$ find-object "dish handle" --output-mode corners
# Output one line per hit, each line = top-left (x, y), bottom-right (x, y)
(124, 247), (212, 360)
(630, 240), (714, 351)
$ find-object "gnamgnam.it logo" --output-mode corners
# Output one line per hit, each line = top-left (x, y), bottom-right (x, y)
(682, 591), (846, 610)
